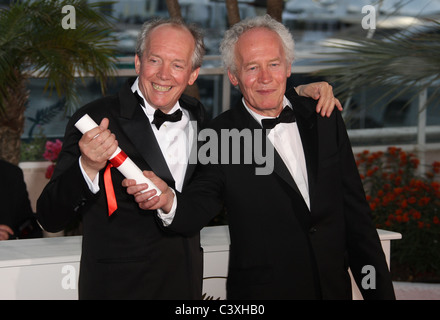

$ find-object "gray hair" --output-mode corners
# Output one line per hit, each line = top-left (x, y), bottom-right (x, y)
(135, 18), (206, 71)
(220, 14), (295, 75)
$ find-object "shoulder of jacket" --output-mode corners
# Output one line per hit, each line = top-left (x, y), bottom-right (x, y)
(180, 93), (202, 108)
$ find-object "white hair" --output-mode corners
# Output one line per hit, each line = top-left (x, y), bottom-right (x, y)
(220, 14), (295, 75)
(135, 18), (205, 71)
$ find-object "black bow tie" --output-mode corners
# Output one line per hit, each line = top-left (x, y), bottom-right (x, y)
(261, 106), (296, 130)
(134, 91), (183, 129)
(152, 108), (183, 129)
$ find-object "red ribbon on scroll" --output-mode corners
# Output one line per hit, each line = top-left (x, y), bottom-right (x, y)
(103, 150), (128, 216)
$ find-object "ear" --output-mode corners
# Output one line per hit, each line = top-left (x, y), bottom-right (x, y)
(227, 70), (239, 87)
(135, 54), (141, 75)
(188, 67), (200, 86)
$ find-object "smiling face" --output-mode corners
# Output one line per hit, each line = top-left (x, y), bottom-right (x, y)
(228, 27), (292, 117)
(135, 24), (200, 113)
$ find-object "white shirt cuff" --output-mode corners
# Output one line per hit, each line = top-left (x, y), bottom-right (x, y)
(156, 188), (177, 226)
(79, 157), (100, 194)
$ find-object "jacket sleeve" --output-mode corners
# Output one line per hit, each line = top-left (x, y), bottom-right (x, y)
(168, 160), (226, 236)
(336, 111), (396, 299)
(36, 114), (98, 233)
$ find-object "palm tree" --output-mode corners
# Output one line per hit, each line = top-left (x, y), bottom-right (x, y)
(266, 0), (284, 22)
(317, 21), (440, 114)
(0, 0), (117, 165)
(226, 0), (241, 26)
(165, 0), (201, 100)
(165, 0), (182, 19)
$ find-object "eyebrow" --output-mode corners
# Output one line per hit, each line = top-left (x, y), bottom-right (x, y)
(149, 53), (188, 66)
(243, 57), (281, 68)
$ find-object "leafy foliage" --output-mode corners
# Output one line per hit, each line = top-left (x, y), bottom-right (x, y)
(27, 98), (66, 139)
(316, 20), (440, 111)
(0, 0), (118, 114)
(356, 147), (440, 281)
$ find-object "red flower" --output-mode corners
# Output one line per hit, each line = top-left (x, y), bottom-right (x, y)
(400, 199), (408, 209)
(410, 158), (420, 168)
(367, 167), (378, 177)
(407, 197), (417, 204)
(388, 146), (399, 155)
(43, 139), (63, 180)
(418, 197), (431, 206)
(433, 161), (440, 173)
(412, 210), (421, 220)
(43, 139), (63, 162)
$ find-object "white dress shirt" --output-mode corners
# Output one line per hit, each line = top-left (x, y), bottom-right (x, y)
(242, 97), (310, 210)
(159, 96), (311, 227)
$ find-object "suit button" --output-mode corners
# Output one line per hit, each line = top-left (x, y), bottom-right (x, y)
(309, 227), (317, 234)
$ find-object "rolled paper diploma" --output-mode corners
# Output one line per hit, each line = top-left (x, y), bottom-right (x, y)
(74, 114), (162, 197)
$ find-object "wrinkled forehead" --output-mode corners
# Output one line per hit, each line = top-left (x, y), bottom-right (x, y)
(234, 28), (285, 63)
(146, 23), (195, 50)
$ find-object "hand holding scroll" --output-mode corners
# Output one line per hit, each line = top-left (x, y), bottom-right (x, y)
(78, 117), (118, 181)
(122, 171), (174, 213)
(75, 114), (162, 204)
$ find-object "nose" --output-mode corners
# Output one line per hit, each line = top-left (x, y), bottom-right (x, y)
(258, 67), (272, 84)
(157, 63), (171, 81)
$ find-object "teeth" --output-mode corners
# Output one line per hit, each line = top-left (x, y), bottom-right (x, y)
(152, 83), (172, 92)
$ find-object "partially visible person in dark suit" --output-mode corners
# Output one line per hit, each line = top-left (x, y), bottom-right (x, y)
(125, 15), (396, 300)
(37, 17), (340, 300)
(0, 159), (42, 240)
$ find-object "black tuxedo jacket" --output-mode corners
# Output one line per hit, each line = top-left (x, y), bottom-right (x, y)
(37, 78), (205, 299)
(170, 88), (396, 299)
(0, 160), (41, 238)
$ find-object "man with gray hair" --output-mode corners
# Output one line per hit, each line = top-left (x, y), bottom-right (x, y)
(37, 17), (340, 299)
(126, 15), (395, 299)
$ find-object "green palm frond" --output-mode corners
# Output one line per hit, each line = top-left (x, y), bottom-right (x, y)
(316, 20), (440, 111)
(0, 3), (29, 113)
(27, 98), (66, 138)
(0, 0), (118, 114)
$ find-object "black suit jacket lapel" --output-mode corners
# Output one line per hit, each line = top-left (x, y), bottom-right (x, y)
(181, 101), (200, 187)
(117, 80), (205, 189)
(285, 89), (319, 203)
(233, 101), (303, 197)
(171, 93), (206, 188)
(118, 80), (175, 187)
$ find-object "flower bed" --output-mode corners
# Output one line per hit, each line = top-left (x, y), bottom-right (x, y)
(356, 147), (440, 282)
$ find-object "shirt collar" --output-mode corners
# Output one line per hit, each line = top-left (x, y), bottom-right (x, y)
(131, 77), (182, 117)
(242, 96), (292, 127)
